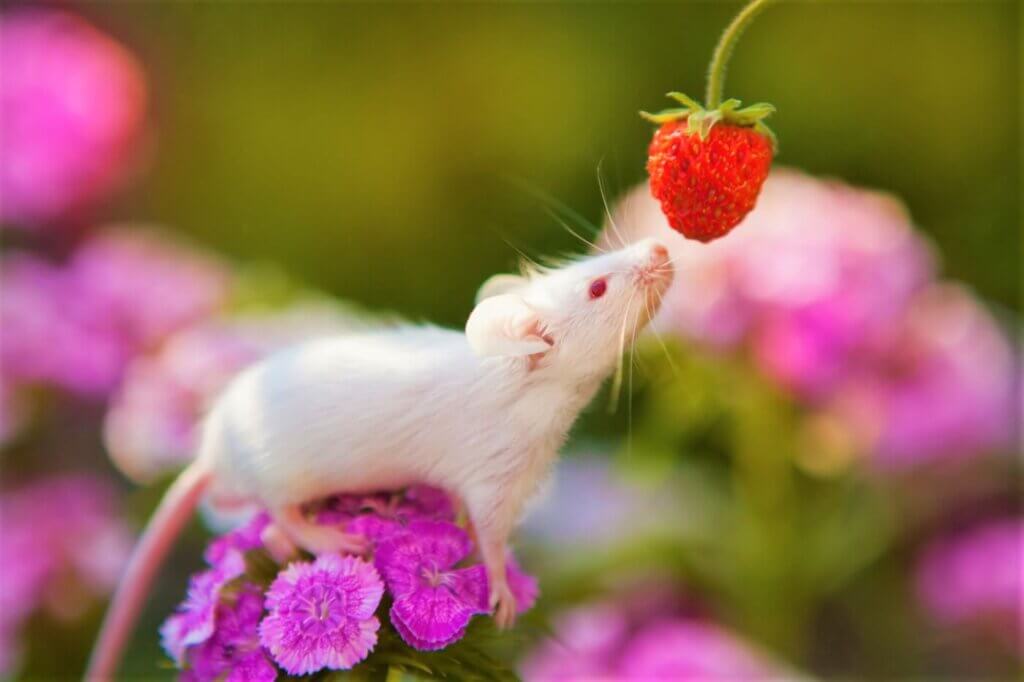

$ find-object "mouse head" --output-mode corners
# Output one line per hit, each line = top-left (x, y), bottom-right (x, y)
(466, 239), (673, 377)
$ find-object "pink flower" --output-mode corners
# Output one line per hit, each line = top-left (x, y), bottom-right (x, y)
(0, 228), (229, 399)
(620, 620), (782, 680)
(0, 9), (145, 226)
(916, 518), (1023, 649)
(375, 520), (490, 650)
(831, 284), (1015, 467)
(607, 168), (933, 398)
(520, 604), (630, 680)
(160, 553), (246, 664)
(0, 253), (127, 396)
(259, 555), (384, 674)
(523, 602), (784, 681)
(0, 474), (133, 675)
(606, 169), (1016, 467)
(182, 586), (277, 682)
(506, 555), (540, 614)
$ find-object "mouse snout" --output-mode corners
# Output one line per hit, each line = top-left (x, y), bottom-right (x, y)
(649, 242), (670, 267)
(631, 239), (673, 290)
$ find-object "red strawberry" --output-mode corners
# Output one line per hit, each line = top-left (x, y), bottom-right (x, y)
(640, 0), (778, 242)
(647, 114), (773, 243)
(643, 94), (775, 243)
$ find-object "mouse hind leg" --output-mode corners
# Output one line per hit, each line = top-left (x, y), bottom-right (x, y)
(271, 504), (369, 556)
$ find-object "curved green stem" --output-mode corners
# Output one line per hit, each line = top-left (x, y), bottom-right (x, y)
(705, 0), (774, 109)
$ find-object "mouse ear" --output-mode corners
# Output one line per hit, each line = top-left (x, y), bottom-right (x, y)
(475, 274), (528, 304)
(466, 294), (552, 358)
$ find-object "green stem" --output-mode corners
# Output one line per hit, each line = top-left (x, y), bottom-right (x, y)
(705, 0), (774, 109)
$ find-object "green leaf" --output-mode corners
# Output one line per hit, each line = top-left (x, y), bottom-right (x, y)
(665, 91), (704, 110)
(718, 98), (743, 114)
(639, 108), (690, 124)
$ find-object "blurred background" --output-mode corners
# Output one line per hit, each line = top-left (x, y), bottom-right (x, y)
(0, 1), (1019, 680)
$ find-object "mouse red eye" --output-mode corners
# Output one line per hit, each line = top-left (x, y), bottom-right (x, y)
(589, 278), (607, 300)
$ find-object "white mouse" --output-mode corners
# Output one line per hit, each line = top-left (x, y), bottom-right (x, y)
(87, 238), (672, 680)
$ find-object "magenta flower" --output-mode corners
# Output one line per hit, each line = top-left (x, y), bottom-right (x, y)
(259, 554), (384, 674)
(375, 520), (490, 650)
(181, 586), (277, 682)
(162, 487), (538, 677)
(0, 9), (146, 226)
(204, 513), (271, 569)
(916, 518), (1023, 649)
(313, 484), (457, 544)
(161, 552), (246, 664)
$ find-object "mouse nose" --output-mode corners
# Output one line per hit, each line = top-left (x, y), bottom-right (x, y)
(650, 242), (670, 265)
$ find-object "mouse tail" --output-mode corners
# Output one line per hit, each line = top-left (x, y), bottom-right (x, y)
(85, 460), (213, 682)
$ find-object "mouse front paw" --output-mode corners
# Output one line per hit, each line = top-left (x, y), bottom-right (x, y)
(489, 581), (518, 630)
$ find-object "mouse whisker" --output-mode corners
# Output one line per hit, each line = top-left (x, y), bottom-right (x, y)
(608, 288), (638, 414)
(596, 160), (628, 250)
(644, 292), (681, 377)
(543, 207), (608, 254)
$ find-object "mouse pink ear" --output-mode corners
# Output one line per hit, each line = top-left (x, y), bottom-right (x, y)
(466, 294), (552, 358)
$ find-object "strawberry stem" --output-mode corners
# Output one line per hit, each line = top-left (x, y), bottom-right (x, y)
(705, 0), (774, 109)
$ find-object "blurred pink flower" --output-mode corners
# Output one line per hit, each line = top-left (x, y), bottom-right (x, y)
(0, 474), (133, 674)
(830, 284), (1015, 467)
(607, 169), (1016, 466)
(520, 604), (629, 680)
(522, 602), (784, 681)
(104, 304), (358, 482)
(608, 168), (933, 398)
(0, 9), (146, 226)
(0, 228), (229, 399)
(916, 517), (1023, 650)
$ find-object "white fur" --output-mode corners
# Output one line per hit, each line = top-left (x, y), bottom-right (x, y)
(88, 239), (672, 680)
(202, 239), (670, 530)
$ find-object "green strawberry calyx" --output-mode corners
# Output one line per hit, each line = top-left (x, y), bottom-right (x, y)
(640, 93), (777, 149)
(641, 0), (778, 150)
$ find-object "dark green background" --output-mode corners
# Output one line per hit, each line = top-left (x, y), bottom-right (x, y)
(86, 1), (1019, 325)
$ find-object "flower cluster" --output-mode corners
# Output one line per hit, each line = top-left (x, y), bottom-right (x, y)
(0, 9), (146, 227)
(0, 475), (134, 672)
(608, 169), (1016, 468)
(0, 228), (230, 441)
(522, 601), (782, 681)
(915, 517), (1023, 651)
(162, 486), (538, 679)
